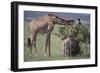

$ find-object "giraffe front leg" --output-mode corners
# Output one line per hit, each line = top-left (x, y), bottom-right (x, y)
(45, 32), (51, 56)
(44, 34), (48, 56)
(48, 32), (51, 56)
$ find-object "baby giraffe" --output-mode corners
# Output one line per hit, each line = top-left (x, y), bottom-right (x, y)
(62, 29), (73, 59)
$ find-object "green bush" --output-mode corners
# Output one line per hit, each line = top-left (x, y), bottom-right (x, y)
(57, 24), (90, 57)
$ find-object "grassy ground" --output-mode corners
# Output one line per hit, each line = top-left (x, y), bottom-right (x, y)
(24, 22), (90, 62)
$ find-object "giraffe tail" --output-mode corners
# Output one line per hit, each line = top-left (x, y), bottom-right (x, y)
(28, 38), (31, 47)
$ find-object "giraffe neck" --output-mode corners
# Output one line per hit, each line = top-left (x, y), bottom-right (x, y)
(49, 14), (75, 25)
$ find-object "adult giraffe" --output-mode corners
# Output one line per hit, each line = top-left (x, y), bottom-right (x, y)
(28, 14), (80, 56)
(28, 14), (64, 56)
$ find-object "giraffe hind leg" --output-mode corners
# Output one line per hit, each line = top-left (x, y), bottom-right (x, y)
(29, 44), (32, 56)
(29, 31), (38, 56)
(27, 37), (32, 56)
(33, 42), (37, 56)
(32, 32), (38, 56)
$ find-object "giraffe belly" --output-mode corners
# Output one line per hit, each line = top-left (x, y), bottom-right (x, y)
(37, 24), (48, 33)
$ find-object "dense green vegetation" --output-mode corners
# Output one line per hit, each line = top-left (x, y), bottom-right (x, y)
(56, 24), (90, 57)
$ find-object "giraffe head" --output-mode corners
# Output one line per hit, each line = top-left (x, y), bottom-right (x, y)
(73, 18), (81, 25)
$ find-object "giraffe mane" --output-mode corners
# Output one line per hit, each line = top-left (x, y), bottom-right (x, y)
(48, 13), (70, 21)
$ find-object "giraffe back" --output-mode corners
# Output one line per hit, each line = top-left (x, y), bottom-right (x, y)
(29, 15), (52, 33)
